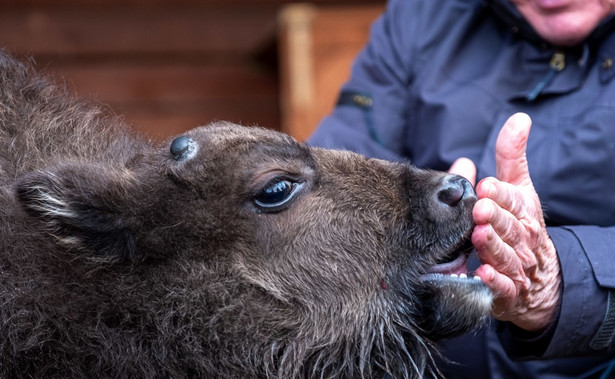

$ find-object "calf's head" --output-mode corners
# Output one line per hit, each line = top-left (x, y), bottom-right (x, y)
(15, 122), (491, 378)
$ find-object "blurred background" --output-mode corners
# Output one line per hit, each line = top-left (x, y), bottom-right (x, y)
(0, 0), (384, 141)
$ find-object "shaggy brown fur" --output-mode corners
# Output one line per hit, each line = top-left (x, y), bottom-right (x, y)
(0, 51), (491, 378)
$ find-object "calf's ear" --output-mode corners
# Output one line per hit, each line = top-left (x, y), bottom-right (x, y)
(14, 163), (138, 262)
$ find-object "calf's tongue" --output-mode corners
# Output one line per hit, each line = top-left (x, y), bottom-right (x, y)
(426, 253), (468, 276)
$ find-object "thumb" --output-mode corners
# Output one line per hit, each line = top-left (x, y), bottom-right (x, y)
(495, 113), (532, 186)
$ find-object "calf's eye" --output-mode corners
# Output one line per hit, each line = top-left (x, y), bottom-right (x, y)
(254, 180), (304, 211)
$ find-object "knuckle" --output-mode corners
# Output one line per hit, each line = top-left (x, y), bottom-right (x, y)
(499, 223), (519, 243)
(522, 218), (542, 236)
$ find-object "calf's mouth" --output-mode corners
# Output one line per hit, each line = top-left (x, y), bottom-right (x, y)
(423, 234), (476, 279)
(414, 230), (493, 340)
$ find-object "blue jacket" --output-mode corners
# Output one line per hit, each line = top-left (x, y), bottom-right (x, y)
(309, 0), (615, 376)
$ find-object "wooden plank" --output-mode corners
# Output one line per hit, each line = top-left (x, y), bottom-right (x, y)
(0, 5), (277, 56)
(120, 99), (280, 140)
(0, 3), (283, 139)
(311, 6), (385, 46)
(49, 63), (277, 104)
(44, 63), (280, 139)
(309, 6), (384, 139)
(278, 4), (384, 141)
(3, 0), (382, 7)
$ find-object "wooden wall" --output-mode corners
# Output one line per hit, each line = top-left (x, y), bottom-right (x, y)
(279, 4), (384, 141)
(0, 0), (384, 140)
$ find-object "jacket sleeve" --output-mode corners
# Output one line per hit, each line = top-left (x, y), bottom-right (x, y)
(498, 226), (615, 358)
(307, 0), (416, 162)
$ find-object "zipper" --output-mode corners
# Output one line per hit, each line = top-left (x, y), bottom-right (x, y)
(526, 51), (566, 102)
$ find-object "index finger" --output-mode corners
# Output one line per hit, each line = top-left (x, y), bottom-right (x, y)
(475, 178), (528, 219)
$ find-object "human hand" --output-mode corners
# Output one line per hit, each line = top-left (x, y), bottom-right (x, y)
(471, 113), (561, 331)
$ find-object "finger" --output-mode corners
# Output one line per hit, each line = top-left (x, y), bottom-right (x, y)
(495, 113), (532, 186)
(472, 222), (524, 280)
(475, 178), (529, 220)
(472, 197), (524, 247)
(448, 157), (477, 186)
(474, 263), (516, 303)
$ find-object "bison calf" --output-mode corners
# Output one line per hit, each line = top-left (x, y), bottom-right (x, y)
(0, 51), (491, 378)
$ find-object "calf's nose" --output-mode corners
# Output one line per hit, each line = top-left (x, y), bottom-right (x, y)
(437, 175), (475, 207)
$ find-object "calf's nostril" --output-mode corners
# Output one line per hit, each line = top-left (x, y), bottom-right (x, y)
(438, 184), (464, 207)
(437, 176), (472, 207)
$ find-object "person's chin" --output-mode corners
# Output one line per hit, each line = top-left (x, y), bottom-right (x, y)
(533, 18), (597, 46)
